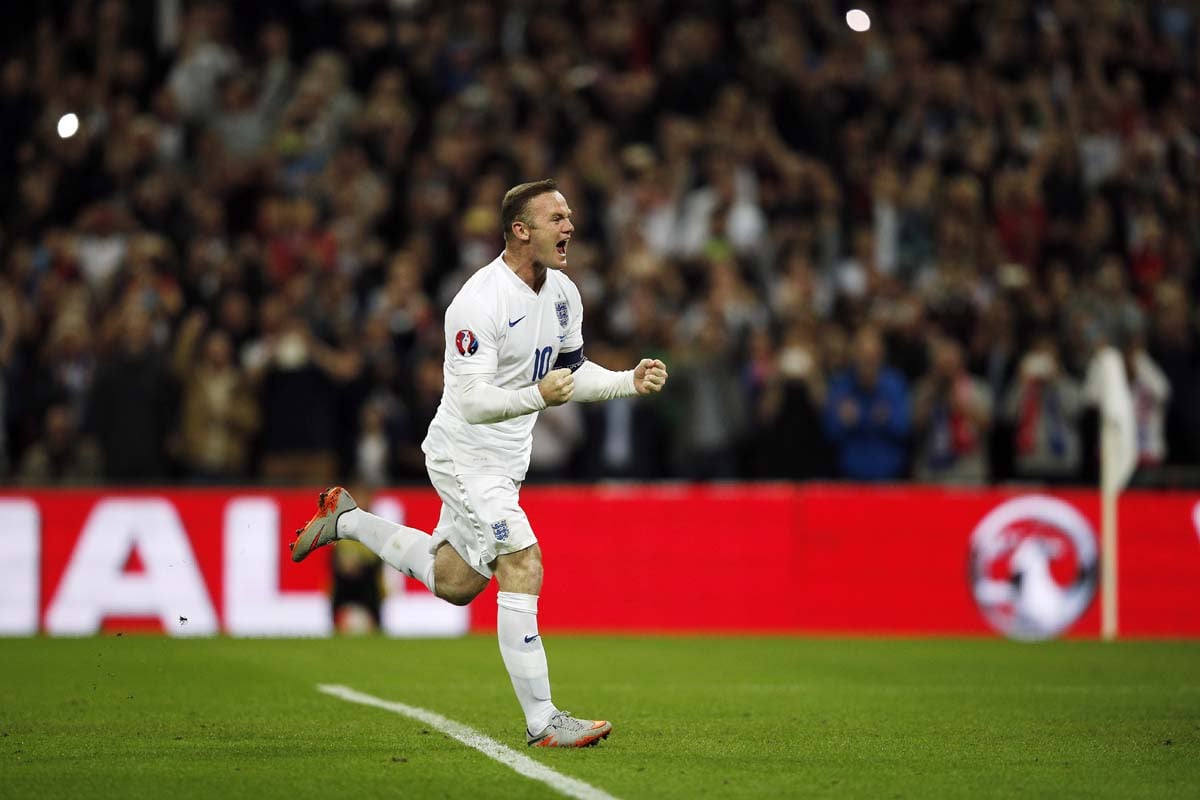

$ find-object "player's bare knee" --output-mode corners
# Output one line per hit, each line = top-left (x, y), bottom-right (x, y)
(494, 545), (543, 594)
(436, 583), (478, 606)
(433, 570), (487, 605)
(523, 554), (543, 589)
(432, 543), (488, 605)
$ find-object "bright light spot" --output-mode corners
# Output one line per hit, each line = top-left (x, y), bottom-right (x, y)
(846, 9), (871, 32)
(57, 113), (79, 139)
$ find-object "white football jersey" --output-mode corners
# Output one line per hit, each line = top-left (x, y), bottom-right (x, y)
(422, 254), (584, 479)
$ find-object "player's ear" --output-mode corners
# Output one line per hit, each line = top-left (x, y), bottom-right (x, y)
(512, 220), (530, 242)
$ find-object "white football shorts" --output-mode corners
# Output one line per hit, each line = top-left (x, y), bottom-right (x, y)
(425, 458), (537, 578)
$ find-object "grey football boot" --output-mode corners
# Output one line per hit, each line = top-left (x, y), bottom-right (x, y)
(289, 487), (358, 562)
(526, 711), (612, 748)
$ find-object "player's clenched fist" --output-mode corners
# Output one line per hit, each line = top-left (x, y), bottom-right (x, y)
(538, 368), (574, 406)
(633, 358), (668, 395)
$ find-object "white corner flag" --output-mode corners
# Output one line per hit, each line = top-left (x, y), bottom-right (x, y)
(1090, 346), (1137, 641)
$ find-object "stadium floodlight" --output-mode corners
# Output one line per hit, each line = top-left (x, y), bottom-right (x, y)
(57, 113), (79, 139)
(846, 9), (871, 32)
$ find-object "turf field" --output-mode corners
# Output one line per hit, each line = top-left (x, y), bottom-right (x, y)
(2, 636), (1198, 799)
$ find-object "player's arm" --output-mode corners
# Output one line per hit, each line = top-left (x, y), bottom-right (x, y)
(459, 369), (577, 424)
(565, 354), (668, 401)
(550, 279), (665, 402)
(458, 373), (547, 424)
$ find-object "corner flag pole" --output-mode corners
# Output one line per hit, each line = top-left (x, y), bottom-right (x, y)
(1095, 346), (1136, 642)
(1100, 433), (1119, 641)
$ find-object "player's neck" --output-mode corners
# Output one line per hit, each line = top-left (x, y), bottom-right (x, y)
(502, 248), (548, 293)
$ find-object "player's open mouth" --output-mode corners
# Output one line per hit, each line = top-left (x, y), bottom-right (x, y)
(556, 239), (568, 257)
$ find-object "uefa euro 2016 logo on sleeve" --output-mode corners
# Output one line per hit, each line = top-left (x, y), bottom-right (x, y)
(455, 330), (478, 356)
(968, 495), (1098, 641)
(491, 520), (509, 541)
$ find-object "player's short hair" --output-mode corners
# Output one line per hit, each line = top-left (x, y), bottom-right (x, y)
(501, 179), (558, 242)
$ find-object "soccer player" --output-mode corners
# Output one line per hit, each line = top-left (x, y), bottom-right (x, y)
(290, 179), (668, 747)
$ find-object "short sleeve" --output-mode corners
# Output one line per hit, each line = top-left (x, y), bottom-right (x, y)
(444, 294), (500, 377)
(560, 277), (584, 353)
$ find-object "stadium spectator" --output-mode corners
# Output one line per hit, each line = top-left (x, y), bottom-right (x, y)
(17, 403), (100, 485)
(1003, 336), (1085, 483)
(667, 311), (749, 480)
(388, 352), (445, 480)
(255, 315), (353, 485)
(88, 306), (175, 481)
(167, 3), (239, 123)
(331, 539), (383, 635)
(353, 399), (392, 488)
(673, 151), (768, 261)
(750, 322), (831, 479)
(1148, 281), (1200, 466)
(0, 272), (23, 475)
(823, 325), (912, 481)
(1124, 335), (1171, 469)
(173, 311), (259, 480)
(913, 337), (992, 484)
(577, 340), (669, 481)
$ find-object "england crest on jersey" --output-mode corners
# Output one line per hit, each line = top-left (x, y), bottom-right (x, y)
(555, 301), (569, 328)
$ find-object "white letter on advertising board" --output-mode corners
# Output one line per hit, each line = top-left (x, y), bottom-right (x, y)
(45, 499), (218, 636)
(223, 498), (332, 636)
(0, 499), (40, 635)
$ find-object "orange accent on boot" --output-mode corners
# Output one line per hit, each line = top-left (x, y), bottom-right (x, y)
(320, 487), (343, 511)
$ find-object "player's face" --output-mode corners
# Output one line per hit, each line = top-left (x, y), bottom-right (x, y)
(526, 191), (574, 268)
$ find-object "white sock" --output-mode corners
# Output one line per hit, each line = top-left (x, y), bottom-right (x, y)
(496, 591), (557, 734)
(336, 508), (436, 593)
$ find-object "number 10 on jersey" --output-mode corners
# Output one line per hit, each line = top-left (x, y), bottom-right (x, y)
(531, 346), (553, 382)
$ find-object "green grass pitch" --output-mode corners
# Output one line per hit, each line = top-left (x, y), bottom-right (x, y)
(2, 636), (1198, 798)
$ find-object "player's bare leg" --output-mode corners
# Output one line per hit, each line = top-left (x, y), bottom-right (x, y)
(493, 545), (612, 747)
(430, 542), (489, 605)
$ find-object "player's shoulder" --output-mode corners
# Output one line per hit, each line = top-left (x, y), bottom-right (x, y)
(449, 257), (507, 308)
(546, 268), (582, 304)
(458, 256), (507, 293)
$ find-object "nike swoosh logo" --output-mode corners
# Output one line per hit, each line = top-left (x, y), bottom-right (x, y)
(524, 634), (540, 643)
(508, 316), (526, 327)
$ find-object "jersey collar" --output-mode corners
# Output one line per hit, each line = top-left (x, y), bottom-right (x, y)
(495, 252), (544, 297)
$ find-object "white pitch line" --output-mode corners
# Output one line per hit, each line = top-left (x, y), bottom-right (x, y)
(317, 684), (619, 800)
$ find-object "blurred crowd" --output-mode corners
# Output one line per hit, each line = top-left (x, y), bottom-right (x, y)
(2, 0), (1199, 487)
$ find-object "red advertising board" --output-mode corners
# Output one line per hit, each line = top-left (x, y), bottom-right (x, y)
(1, 486), (1197, 638)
